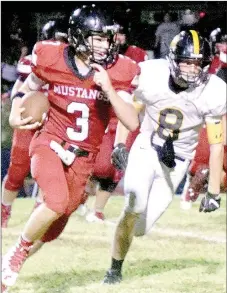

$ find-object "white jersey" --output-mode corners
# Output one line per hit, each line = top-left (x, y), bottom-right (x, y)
(134, 59), (226, 160)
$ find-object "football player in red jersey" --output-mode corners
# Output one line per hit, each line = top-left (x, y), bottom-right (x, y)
(181, 27), (227, 210)
(1, 19), (68, 228)
(2, 5), (140, 289)
(85, 14), (148, 223)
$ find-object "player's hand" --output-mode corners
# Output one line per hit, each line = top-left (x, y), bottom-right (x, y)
(199, 192), (221, 213)
(90, 63), (113, 94)
(111, 143), (129, 171)
(9, 108), (43, 130)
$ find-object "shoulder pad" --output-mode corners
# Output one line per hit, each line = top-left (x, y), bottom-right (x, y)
(32, 40), (67, 68)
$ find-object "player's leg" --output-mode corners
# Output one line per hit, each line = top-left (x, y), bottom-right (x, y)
(88, 127), (139, 222)
(181, 162), (209, 210)
(86, 130), (116, 221)
(2, 145), (69, 287)
(1, 130), (33, 227)
(135, 158), (190, 236)
(103, 134), (156, 284)
(181, 127), (210, 208)
(28, 214), (69, 257)
(86, 177), (117, 222)
(30, 152), (96, 258)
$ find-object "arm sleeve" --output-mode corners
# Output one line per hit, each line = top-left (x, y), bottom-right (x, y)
(205, 116), (224, 144)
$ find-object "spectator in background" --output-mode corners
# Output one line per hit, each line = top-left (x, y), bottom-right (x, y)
(154, 12), (180, 59)
(1, 27), (29, 94)
(180, 9), (199, 29)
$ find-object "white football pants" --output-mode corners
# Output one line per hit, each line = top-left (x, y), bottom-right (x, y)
(123, 132), (190, 236)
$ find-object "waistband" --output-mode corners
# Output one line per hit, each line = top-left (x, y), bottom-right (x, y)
(60, 140), (89, 158)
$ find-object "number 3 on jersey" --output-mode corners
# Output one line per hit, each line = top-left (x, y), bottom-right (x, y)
(67, 102), (89, 141)
(157, 108), (183, 140)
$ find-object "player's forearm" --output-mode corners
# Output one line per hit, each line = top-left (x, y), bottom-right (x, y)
(9, 79), (32, 125)
(9, 98), (22, 128)
(106, 88), (139, 131)
(10, 73), (46, 126)
(114, 121), (130, 147)
(208, 143), (224, 194)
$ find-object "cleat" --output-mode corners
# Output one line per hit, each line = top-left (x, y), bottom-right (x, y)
(102, 269), (122, 284)
(180, 200), (192, 210)
(1, 204), (12, 228)
(75, 204), (88, 217)
(86, 211), (105, 223)
(2, 283), (8, 293)
(2, 240), (31, 287)
(180, 190), (192, 210)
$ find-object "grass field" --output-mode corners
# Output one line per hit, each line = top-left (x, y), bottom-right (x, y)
(2, 195), (226, 293)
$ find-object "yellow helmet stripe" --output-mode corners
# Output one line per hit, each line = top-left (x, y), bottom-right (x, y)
(190, 30), (200, 54)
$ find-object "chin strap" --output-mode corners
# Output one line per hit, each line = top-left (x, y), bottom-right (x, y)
(173, 76), (189, 88)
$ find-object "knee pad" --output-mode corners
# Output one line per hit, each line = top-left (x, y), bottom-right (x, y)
(95, 177), (118, 193)
(41, 214), (69, 243)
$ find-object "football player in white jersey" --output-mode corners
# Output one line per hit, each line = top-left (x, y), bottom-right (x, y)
(103, 30), (226, 284)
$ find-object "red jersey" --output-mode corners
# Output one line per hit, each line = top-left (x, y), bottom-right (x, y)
(209, 54), (227, 74)
(31, 40), (140, 153)
(106, 45), (147, 129)
(17, 55), (32, 81)
(124, 45), (148, 63)
(17, 54), (49, 94)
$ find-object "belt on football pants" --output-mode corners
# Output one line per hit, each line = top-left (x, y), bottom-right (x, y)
(60, 140), (89, 157)
(151, 143), (186, 162)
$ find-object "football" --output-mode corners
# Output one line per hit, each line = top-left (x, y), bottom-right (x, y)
(21, 91), (50, 124)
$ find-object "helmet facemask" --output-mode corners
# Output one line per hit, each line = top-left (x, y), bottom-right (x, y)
(68, 25), (120, 66)
(168, 54), (210, 87)
(168, 31), (212, 88)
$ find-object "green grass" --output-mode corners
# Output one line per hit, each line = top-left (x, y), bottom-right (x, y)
(2, 195), (226, 293)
